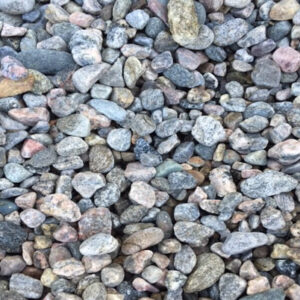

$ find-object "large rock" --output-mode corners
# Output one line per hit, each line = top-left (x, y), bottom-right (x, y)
(0, 74), (34, 98)
(16, 50), (75, 75)
(167, 0), (200, 46)
(222, 232), (269, 255)
(0, 0), (35, 15)
(270, 0), (300, 20)
(240, 170), (298, 198)
(184, 253), (225, 293)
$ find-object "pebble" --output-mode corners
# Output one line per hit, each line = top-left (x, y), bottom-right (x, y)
(126, 9), (149, 30)
(129, 181), (156, 208)
(20, 208), (45, 228)
(89, 145), (115, 173)
(218, 273), (247, 300)
(79, 233), (119, 256)
(40, 193), (81, 222)
(222, 232), (269, 256)
(273, 47), (300, 73)
(192, 116), (225, 146)
(101, 263), (124, 287)
(56, 114), (91, 137)
(184, 253), (225, 293)
(9, 273), (43, 299)
(240, 170), (298, 198)
(269, 0), (300, 20)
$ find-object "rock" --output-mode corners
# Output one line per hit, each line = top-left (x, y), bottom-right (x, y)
(165, 270), (187, 291)
(72, 64), (109, 93)
(89, 145), (115, 173)
(0, 221), (27, 253)
(129, 181), (156, 208)
(72, 172), (106, 198)
(55, 137), (88, 157)
(219, 273), (247, 300)
(4, 163), (32, 183)
(140, 88), (164, 111)
(237, 25), (266, 48)
(167, 0), (200, 46)
(29, 69), (53, 95)
(16, 50), (75, 75)
(0, 255), (26, 276)
(9, 273), (43, 299)
(69, 12), (95, 28)
(124, 56), (143, 88)
(213, 18), (249, 46)
(273, 47), (300, 73)
(225, 0), (250, 8)
(247, 276), (271, 295)
(174, 221), (214, 247)
(20, 208), (45, 228)
(0, 0), (35, 15)
(260, 206), (286, 231)
(174, 203), (200, 222)
(106, 25), (128, 49)
(0, 200), (18, 215)
(107, 128), (131, 151)
(174, 245), (197, 274)
(8, 107), (49, 126)
(126, 9), (149, 30)
(0, 56), (28, 80)
(53, 258), (85, 279)
(222, 232), (269, 255)
(101, 264), (124, 287)
(268, 139), (300, 165)
(79, 233), (119, 256)
(40, 194), (81, 222)
(240, 170), (298, 198)
(56, 114), (91, 137)
(122, 228), (164, 255)
(125, 162), (156, 182)
(192, 116), (226, 146)
(251, 58), (281, 88)
(82, 282), (106, 300)
(269, 0), (300, 20)
(151, 51), (173, 73)
(113, 0), (132, 20)
(88, 99), (127, 124)
(184, 253), (225, 293)
(0, 74), (34, 98)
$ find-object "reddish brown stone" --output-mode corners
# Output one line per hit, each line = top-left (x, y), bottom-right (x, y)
(0, 74), (34, 98)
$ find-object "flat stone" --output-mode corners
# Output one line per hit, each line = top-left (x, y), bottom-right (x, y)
(4, 163), (32, 183)
(79, 233), (119, 256)
(55, 136), (88, 157)
(184, 253), (225, 293)
(8, 107), (49, 126)
(40, 194), (81, 222)
(20, 208), (45, 228)
(9, 273), (43, 299)
(53, 258), (85, 279)
(222, 232), (269, 255)
(0, 0), (35, 15)
(240, 170), (298, 198)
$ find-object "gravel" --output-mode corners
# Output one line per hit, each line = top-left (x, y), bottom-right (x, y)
(0, 1), (300, 299)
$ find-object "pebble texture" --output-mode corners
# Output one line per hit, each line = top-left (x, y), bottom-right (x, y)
(0, 0), (299, 300)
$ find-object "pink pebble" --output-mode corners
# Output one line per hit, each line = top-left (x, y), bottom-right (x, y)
(273, 47), (300, 73)
(21, 139), (45, 158)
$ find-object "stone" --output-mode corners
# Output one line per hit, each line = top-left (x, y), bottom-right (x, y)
(167, 0), (200, 46)
(0, 255), (26, 276)
(88, 99), (127, 124)
(126, 9), (149, 30)
(89, 145), (115, 173)
(72, 64), (108, 93)
(69, 12), (95, 28)
(122, 228), (164, 255)
(225, 0), (250, 8)
(4, 163), (32, 183)
(53, 258), (85, 279)
(1, 56), (28, 80)
(129, 181), (156, 208)
(16, 50), (75, 75)
(106, 25), (128, 49)
(40, 194), (81, 222)
(20, 208), (45, 228)
(9, 273), (43, 299)
(56, 114), (91, 137)
(247, 276), (271, 295)
(124, 250), (153, 274)
(219, 273), (247, 300)
(0, 74), (34, 98)
(260, 206), (286, 231)
(174, 245), (197, 274)
(251, 59), (281, 88)
(124, 56), (143, 89)
(192, 116), (225, 147)
(184, 253), (225, 293)
(151, 51), (173, 73)
(79, 233), (119, 256)
(240, 170), (298, 198)
(72, 172), (106, 198)
(8, 107), (49, 126)
(82, 282), (106, 300)
(174, 203), (200, 222)
(0, 221), (27, 253)
(222, 232), (269, 256)
(107, 128), (131, 151)
(0, 0), (35, 15)
(101, 264), (124, 287)
(174, 221), (214, 247)
(55, 137), (88, 157)
(213, 18), (249, 46)
(273, 47), (300, 73)
(140, 88), (164, 111)
(269, 0), (300, 20)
